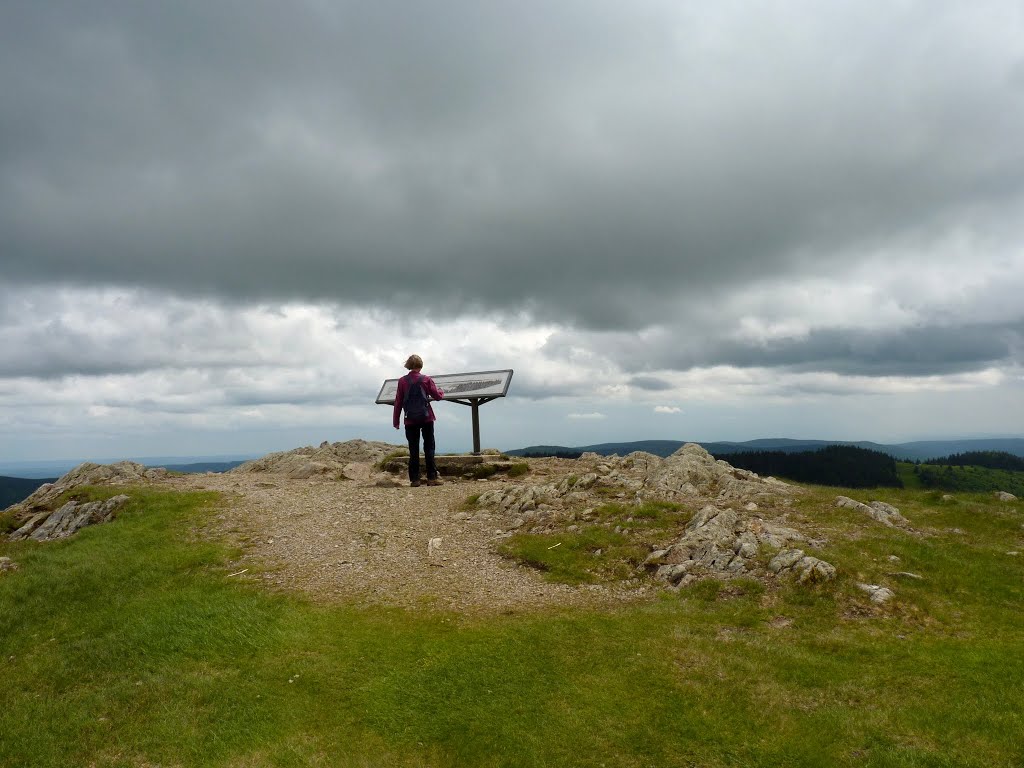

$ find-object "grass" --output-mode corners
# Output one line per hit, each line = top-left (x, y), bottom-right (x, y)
(2, 485), (1023, 766)
(467, 464), (498, 480)
(375, 448), (410, 470)
(507, 462), (530, 478)
(0, 509), (19, 535)
(497, 501), (688, 584)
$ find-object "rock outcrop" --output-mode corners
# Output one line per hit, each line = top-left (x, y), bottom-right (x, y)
(10, 495), (130, 542)
(591, 443), (793, 504)
(475, 473), (599, 519)
(475, 443), (835, 587)
(642, 443), (793, 503)
(231, 439), (401, 480)
(994, 491), (1018, 502)
(5, 461), (161, 522)
(644, 507), (834, 586)
(2, 460), (157, 542)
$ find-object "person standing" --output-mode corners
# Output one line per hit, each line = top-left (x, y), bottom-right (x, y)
(393, 354), (445, 487)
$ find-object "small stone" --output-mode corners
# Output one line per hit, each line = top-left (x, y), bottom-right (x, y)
(643, 549), (669, 565)
(737, 541), (759, 559)
(857, 583), (895, 604)
(794, 557), (837, 583)
(768, 549), (805, 574)
(656, 564), (689, 585)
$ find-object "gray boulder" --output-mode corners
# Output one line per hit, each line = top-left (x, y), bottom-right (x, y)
(768, 548), (838, 583)
(857, 583), (895, 604)
(233, 439), (401, 476)
(10, 495), (131, 542)
(646, 504), (829, 586)
(835, 496), (909, 527)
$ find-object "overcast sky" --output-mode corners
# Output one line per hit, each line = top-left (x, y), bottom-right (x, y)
(2, 1), (1023, 462)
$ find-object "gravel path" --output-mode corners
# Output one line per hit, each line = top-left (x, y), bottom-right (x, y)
(169, 465), (647, 615)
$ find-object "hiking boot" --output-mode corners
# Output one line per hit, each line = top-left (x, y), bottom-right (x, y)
(426, 478), (443, 486)
(410, 480), (421, 487)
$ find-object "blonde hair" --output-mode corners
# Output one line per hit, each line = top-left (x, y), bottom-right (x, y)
(404, 354), (423, 370)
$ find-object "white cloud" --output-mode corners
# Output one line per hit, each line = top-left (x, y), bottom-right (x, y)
(567, 412), (607, 420)
(654, 406), (682, 414)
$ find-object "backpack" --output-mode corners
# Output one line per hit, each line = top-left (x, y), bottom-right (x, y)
(402, 373), (430, 421)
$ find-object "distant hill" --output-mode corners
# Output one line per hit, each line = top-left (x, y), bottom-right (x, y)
(0, 454), (258, 479)
(507, 438), (1024, 462)
(510, 440), (687, 459)
(1, 475), (57, 509)
(158, 461), (247, 474)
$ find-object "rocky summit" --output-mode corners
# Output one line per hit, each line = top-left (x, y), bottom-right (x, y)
(0, 439), (928, 603)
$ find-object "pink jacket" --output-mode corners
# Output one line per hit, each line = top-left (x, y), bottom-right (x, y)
(393, 371), (444, 428)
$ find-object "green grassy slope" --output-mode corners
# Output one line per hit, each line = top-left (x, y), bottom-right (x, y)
(2, 485), (1023, 767)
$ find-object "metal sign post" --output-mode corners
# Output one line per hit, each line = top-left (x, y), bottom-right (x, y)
(376, 369), (513, 455)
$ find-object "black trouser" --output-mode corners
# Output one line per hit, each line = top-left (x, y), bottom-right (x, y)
(405, 422), (437, 482)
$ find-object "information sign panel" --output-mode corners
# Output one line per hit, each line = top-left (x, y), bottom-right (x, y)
(375, 369), (513, 405)
(376, 369), (514, 455)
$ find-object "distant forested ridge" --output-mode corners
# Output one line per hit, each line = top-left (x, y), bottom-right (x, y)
(912, 464), (1024, 495)
(712, 445), (902, 488)
(519, 451), (584, 459)
(506, 438), (1024, 462)
(910, 451), (1024, 495)
(922, 451), (1024, 472)
(1, 476), (56, 509)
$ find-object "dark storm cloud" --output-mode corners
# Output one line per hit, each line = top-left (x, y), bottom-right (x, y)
(3, 1), (1024, 332)
(3, 0), (1024, 406)
(629, 376), (674, 391)
(597, 320), (1024, 378)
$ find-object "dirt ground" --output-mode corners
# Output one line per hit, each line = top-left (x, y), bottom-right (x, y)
(168, 463), (651, 615)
